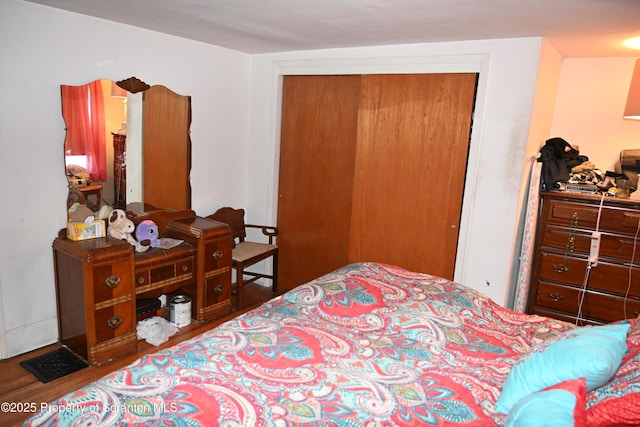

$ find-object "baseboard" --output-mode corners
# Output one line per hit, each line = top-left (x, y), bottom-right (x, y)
(3, 317), (58, 359)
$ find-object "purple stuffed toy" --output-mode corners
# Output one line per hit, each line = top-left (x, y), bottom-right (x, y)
(135, 219), (161, 249)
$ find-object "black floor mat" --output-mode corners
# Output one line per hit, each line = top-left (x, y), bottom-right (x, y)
(20, 348), (89, 383)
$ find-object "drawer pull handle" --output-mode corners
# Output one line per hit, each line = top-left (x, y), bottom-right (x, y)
(553, 264), (568, 273)
(181, 264), (189, 272)
(634, 311), (639, 318)
(214, 284), (225, 295)
(554, 212), (579, 273)
(107, 316), (122, 329)
(137, 276), (145, 285)
(549, 293), (564, 302)
(105, 275), (121, 288)
(212, 250), (223, 260)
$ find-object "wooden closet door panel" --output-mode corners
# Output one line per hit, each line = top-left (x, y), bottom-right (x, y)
(348, 73), (476, 279)
(277, 75), (362, 289)
(143, 86), (191, 210)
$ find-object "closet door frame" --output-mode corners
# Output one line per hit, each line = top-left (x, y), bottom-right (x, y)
(266, 54), (490, 285)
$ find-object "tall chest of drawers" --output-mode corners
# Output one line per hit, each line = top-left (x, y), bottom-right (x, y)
(528, 191), (640, 324)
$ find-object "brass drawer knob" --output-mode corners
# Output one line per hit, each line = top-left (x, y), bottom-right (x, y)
(181, 264), (189, 272)
(107, 316), (122, 329)
(105, 275), (121, 288)
(212, 250), (223, 260)
(137, 276), (145, 285)
(552, 264), (568, 273)
(214, 284), (225, 295)
(549, 292), (564, 302)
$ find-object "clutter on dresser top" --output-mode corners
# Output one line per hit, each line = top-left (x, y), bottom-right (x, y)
(537, 137), (639, 199)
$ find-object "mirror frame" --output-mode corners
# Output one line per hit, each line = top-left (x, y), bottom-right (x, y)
(63, 76), (192, 219)
(115, 76), (150, 94)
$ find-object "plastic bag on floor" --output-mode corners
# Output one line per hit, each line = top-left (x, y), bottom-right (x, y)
(136, 316), (178, 346)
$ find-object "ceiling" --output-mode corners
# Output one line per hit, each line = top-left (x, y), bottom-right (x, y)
(26, 0), (640, 57)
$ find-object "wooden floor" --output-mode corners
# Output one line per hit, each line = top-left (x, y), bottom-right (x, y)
(0, 283), (283, 427)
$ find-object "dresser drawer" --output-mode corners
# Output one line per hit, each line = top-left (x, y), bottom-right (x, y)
(198, 271), (232, 322)
(541, 224), (640, 261)
(544, 197), (640, 235)
(204, 238), (232, 273)
(204, 271), (232, 307)
(537, 251), (589, 286)
(94, 300), (135, 343)
(532, 308), (602, 326)
(93, 259), (133, 304)
(535, 281), (640, 323)
(537, 251), (640, 297)
(135, 257), (193, 294)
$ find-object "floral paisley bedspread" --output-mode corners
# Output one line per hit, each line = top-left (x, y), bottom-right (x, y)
(25, 262), (573, 426)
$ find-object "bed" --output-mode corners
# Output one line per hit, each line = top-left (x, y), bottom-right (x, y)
(25, 262), (640, 426)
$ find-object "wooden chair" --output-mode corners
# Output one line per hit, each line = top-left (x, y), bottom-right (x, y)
(207, 207), (278, 309)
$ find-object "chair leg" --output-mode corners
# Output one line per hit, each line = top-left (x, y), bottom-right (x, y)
(236, 264), (244, 310)
(272, 252), (278, 292)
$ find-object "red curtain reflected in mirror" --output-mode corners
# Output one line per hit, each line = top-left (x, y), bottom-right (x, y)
(61, 81), (106, 181)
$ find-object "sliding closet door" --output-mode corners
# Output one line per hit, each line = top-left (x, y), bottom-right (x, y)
(277, 75), (362, 289)
(348, 73), (476, 279)
(278, 73), (476, 289)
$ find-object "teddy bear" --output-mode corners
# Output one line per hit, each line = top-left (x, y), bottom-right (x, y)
(135, 219), (161, 248)
(107, 209), (150, 253)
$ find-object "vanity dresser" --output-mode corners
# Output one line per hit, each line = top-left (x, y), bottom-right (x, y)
(528, 191), (640, 325)
(53, 209), (233, 365)
(56, 77), (222, 365)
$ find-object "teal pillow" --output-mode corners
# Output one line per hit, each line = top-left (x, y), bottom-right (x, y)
(496, 322), (630, 414)
(505, 378), (587, 427)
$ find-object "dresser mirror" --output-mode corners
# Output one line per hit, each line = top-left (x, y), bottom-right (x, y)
(62, 76), (192, 219)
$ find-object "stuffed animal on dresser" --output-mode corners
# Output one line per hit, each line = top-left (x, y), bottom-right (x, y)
(107, 209), (150, 253)
(135, 220), (161, 248)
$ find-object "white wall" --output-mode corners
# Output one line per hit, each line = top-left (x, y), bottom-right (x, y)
(528, 40), (565, 159)
(506, 40), (564, 306)
(0, 0), (251, 358)
(247, 37), (550, 307)
(551, 57), (640, 171)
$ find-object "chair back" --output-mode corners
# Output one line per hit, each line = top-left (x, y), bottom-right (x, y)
(208, 207), (247, 243)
